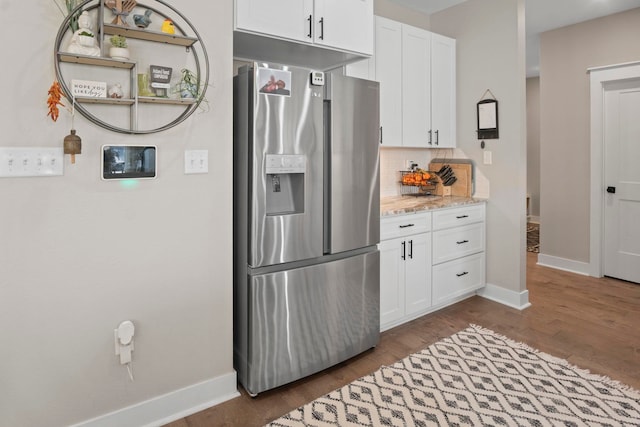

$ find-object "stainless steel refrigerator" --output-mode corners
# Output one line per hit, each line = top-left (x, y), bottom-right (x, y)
(233, 63), (380, 396)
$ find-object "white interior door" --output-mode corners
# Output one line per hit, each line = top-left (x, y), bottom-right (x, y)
(603, 79), (640, 284)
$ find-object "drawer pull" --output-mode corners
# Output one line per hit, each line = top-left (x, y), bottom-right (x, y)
(456, 240), (469, 245)
(456, 215), (469, 219)
(399, 223), (415, 229)
(456, 271), (469, 277)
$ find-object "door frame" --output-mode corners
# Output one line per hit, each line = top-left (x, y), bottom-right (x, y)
(588, 61), (640, 277)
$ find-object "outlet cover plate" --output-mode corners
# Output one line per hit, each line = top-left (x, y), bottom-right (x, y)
(184, 149), (208, 174)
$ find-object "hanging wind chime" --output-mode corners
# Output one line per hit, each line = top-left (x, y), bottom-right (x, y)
(63, 96), (82, 164)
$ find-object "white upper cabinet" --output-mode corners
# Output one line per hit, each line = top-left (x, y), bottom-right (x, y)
(430, 33), (456, 148)
(313, 0), (373, 55)
(402, 25), (431, 148)
(375, 17), (403, 147)
(373, 17), (456, 148)
(235, 0), (314, 44)
(234, 0), (373, 69)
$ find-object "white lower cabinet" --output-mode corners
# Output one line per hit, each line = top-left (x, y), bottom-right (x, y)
(379, 212), (431, 330)
(380, 203), (486, 331)
(431, 203), (486, 306)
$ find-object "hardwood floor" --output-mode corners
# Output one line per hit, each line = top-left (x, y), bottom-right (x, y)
(165, 252), (640, 426)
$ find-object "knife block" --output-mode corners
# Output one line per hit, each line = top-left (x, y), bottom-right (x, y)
(429, 160), (473, 197)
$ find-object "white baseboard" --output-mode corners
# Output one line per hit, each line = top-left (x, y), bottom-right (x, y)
(70, 372), (239, 427)
(537, 253), (590, 276)
(477, 283), (531, 310)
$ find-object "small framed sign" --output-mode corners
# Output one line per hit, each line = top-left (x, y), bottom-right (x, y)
(71, 79), (107, 98)
(150, 65), (172, 96)
(477, 98), (499, 139)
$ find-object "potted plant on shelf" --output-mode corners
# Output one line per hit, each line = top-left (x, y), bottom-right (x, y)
(175, 68), (210, 111)
(109, 34), (129, 60)
(177, 68), (199, 98)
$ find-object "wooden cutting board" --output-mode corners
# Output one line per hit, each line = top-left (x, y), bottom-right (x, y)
(429, 159), (473, 197)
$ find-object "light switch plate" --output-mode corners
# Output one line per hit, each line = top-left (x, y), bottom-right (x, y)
(0, 147), (64, 177)
(483, 151), (492, 165)
(184, 149), (208, 174)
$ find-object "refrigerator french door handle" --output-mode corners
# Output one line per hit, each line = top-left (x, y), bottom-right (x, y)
(307, 15), (312, 38)
(401, 241), (406, 260)
(408, 240), (413, 259)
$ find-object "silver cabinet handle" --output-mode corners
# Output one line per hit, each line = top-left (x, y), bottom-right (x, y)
(399, 223), (415, 229)
(456, 240), (469, 245)
(401, 241), (406, 260)
(456, 215), (469, 219)
(408, 240), (413, 259)
(456, 271), (469, 277)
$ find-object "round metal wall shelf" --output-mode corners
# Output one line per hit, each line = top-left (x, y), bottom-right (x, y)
(53, 0), (210, 134)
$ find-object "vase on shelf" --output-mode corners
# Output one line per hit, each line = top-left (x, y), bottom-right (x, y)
(137, 73), (155, 97)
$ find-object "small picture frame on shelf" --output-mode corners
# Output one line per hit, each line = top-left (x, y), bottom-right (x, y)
(150, 65), (172, 97)
(71, 79), (107, 98)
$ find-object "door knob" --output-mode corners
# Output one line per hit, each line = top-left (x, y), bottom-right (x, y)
(607, 186), (616, 194)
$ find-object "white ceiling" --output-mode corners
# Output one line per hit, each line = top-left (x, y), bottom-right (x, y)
(387, 0), (640, 77)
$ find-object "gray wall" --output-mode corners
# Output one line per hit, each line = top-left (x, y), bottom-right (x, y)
(0, 2), (234, 426)
(431, 0), (528, 298)
(539, 8), (640, 261)
(527, 77), (540, 220)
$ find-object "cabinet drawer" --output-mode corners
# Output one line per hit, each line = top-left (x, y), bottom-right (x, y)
(432, 203), (485, 230)
(432, 252), (485, 306)
(381, 212), (431, 241)
(432, 222), (484, 264)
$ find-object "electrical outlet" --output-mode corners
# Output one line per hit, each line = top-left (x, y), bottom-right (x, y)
(184, 149), (208, 174)
(0, 147), (64, 177)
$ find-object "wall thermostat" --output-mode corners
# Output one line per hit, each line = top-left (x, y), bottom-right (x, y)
(310, 71), (325, 86)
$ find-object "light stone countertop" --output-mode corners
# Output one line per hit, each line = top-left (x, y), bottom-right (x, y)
(381, 195), (487, 217)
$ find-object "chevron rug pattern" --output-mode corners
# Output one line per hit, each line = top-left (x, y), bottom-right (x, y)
(267, 325), (640, 426)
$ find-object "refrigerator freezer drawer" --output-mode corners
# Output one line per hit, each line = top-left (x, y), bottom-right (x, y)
(236, 250), (380, 396)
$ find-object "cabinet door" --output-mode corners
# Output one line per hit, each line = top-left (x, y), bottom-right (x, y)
(379, 238), (405, 329)
(402, 25), (431, 148)
(431, 33), (456, 148)
(314, 0), (373, 55)
(235, 0), (314, 44)
(375, 17), (402, 147)
(404, 232), (432, 315)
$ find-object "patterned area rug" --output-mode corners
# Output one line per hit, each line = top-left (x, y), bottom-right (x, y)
(266, 325), (640, 426)
(527, 223), (539, 253)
